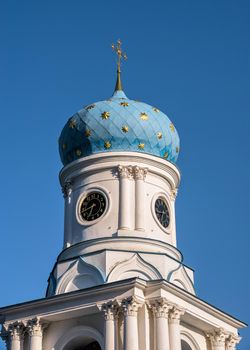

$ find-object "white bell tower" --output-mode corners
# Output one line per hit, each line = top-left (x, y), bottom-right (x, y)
(0, 41), (246, 350)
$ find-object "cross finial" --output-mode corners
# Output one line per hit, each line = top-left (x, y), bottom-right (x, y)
(111, 39), (127, 91)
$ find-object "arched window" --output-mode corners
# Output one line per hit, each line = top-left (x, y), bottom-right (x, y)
(181, 340), (193, 350)
(71, 341), (101, 350)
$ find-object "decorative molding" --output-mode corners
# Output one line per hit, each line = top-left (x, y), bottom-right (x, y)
(121, 296), (141, 317)
(226, 334), (241, 350)
(168, 264), (196, 295)
(118, 165), (133, 179)
(62, 180), (73, 198)
(206, 329), (227, 347)
(107, 253), (162, 283)
(149, 298), (172, 319)
(1, 322), (25, 342)
(168, 305), (185, 324)
(170, 188), (178, 200)
(133, 166), (148, 180)
(101, 300), (119, 321)
(27, 318), (43, 337)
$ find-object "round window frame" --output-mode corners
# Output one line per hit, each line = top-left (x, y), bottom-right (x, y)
(151, 192), (172, 233)
(76, 187), (110, 226)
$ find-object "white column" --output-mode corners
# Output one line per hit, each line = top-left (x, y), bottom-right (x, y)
(151, 298), (171, 350)
(118, 165), (133, 230)
(134, 166), (147, 231)
(62, 180), (73, 248)
(225, 334), (241, 350)
(27, 318), (43, 350)
(5, 323), (24, 350)
(168, 306), (185, 350)
(102, 301), (119, 350)
(122, 297), (140, 350)
(207, 329), (227, 350)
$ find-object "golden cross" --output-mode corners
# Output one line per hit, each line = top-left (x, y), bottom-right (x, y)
(111, 39), (127, 73)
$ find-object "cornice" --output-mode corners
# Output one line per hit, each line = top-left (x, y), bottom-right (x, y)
(59, 152), (181, 190)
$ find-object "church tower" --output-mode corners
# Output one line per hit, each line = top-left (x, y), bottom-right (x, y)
(0, 41), (246, 350)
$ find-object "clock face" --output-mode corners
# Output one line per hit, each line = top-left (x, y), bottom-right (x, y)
(155, 198), (170, 228)
(80, 192), (106, 222)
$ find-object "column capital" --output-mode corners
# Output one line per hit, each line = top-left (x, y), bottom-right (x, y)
(170, 188), (178, 200)
(133, 166), (148, 180)
(226, 334), (241, 350)
(101, 300), (119, 321)
(118, 165), (133, 179)
(121, 296), (141, 317)
(149, 298), (172, 319)
(27, 318), (43, 337)
(62, 180), (73, 198)
(168, 305), (185, 324)
(207, 329), (227, 347)
(1, 321), (25, 345)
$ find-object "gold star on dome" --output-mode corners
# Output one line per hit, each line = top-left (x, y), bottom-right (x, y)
(163, 152), (169, 159)
(153, 107), (160, 113)
(76, 149), (82, 156)
(122, 125), (129, 133)
(140, 112), (149, 121)
(120, 101), (129, 107)
(169, 123), (175, 132)
(62, 143), (67, 150)
(157, 132), (162, 139)
(85, 129), (91, 137)
(85, 104), (95, 110)
(101, 111), (110, 120)
(138, 143), (145, 149)
(69, 119), (77, 129)
(104, 141), (112, 149)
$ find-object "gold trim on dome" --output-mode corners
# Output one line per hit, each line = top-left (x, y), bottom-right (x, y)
(157, 132), (162, 139)
(120, 101), (129, 107)
(169, 123), (175, 132)
(153, 107), (160, 113)
(62, 143), (67, 150)
(104, 141), (112, 149)
(101, 111), (110, 120)
(122, 125), (129, 133)
(76, 149), (82, 156)
(163, 152), (169, 158)
(85, 104), (95, 110)
(140, 112), (149, 121)
(85, 129), (91, 137)
(138, 143), (145, 149)
(69, 119), (77, 129)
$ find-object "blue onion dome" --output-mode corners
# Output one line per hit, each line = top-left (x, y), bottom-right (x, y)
(59, 41), (180, 166)
(59, 89), (180, 166)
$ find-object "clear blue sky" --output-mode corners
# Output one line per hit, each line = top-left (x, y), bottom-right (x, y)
(0, 0), (249, 348)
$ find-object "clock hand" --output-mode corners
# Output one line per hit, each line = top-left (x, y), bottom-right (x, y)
(82, 204), (95, 213)
(87, 203), (96, 218)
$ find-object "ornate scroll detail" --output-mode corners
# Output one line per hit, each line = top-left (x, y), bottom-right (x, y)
(226, 334), (241, 349)
(118, 165), (133, 179)
(149, 298), (172, 319)
(207, 329), (227, 347)
(168, 305), (185, 324)
(118, 165), (148, 180)
(121, 296), (141, 317)
(170, 188), (178, 201)
(27, 318), (43, 337)
(62, 180), (73, 198)
(101, 300), (119, 321)
(0, 322), (25, 343)
(133, 166), (148, 181)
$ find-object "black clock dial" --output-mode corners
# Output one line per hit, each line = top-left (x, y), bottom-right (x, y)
(155, 198), (170, 228)
(80, 192), (106, 222)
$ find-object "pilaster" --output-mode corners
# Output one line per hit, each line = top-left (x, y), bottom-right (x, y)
(207, 329), (227, 350)
(168, 306), (185, 350)
(27, 318), (43, 350)
(121, 296), (141, 350)
(150, 298), (171, 350)
(101, 300), (119, 350)
(134, 166), (147, 231)
(118, 165), (133, 230)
